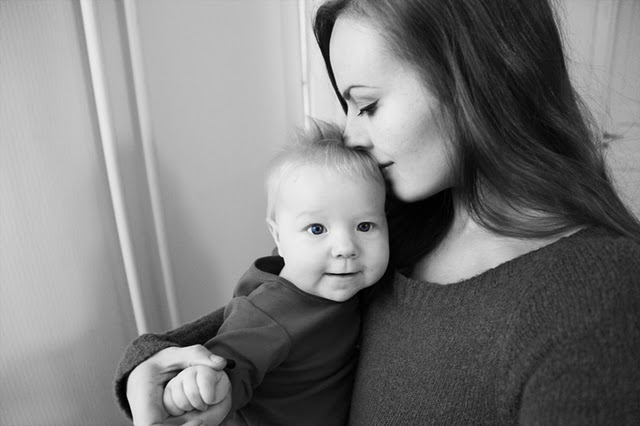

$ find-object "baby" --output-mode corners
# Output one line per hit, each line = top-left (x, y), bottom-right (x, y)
(163, 121), (389, 425)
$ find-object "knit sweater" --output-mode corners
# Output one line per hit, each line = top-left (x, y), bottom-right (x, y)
(350, 226), (640, 424)
(115, 227), (640, 424)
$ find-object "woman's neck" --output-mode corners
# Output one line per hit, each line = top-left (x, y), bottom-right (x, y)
(410, 196), (577, 284)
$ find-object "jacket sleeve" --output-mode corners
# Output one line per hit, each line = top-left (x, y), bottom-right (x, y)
(205, 297), (291, 414)
(205, 297), (291, 413)
(113, 306), (225, 418)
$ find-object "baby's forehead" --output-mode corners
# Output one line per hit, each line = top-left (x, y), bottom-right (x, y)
(279, 164), (384, 191)
(282, 162), (381, 186)
(276, 165), (385, 207)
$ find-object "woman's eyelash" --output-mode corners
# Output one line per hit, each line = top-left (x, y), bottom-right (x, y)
(357, 100), (379, 117)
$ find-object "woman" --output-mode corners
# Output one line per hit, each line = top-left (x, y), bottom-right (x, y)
(115, 0), (640, 424)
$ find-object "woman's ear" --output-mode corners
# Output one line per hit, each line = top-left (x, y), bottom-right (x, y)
(266, 218), (281, 254)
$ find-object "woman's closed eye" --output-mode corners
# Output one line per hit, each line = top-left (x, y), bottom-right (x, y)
(357, 100), (379, 117)
(306, 224), (326, 235)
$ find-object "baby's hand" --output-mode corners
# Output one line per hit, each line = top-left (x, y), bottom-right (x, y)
(163, 365), (231, 416)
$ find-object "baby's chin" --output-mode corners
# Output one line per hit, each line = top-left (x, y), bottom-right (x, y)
(321, 282), (378, 302)
(323, 290), (358, 303)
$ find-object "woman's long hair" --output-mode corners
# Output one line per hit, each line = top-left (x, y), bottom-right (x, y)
(314, 0), (640, 268)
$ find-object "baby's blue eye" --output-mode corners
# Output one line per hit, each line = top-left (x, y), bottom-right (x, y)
(308, 224), (325, 235)
(357, 222), (373, 232)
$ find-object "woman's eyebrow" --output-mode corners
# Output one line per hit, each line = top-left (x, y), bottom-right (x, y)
(342, 85), (374, 100)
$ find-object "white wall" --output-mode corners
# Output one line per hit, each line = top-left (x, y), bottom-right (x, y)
(0, 1), (136, 424)
(135, 0), (304, 323)
(561, 0), (640, 216)
(0, 1), (304, 424)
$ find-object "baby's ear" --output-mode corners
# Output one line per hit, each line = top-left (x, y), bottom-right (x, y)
(266, 218), (281, 253)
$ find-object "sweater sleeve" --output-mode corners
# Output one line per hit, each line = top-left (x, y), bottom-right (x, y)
(113, 306), (225, 419)
(204, 297), (291, 414)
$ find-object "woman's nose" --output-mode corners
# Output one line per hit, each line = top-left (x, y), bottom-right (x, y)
(331, 232), (359, 259)
(343, 113), (371, 149)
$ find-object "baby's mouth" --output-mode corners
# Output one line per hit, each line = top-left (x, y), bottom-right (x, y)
(325, 272), (359, 277)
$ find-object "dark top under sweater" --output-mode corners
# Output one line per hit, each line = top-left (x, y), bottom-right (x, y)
(114, 227), (640, 424)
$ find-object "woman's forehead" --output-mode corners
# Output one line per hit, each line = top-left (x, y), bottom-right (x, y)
(329, 16), (398, 92)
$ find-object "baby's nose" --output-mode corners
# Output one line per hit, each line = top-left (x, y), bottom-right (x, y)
(331, 233), (358, 258)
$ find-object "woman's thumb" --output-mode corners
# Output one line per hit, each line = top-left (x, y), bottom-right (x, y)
(154, 345), (229, 371)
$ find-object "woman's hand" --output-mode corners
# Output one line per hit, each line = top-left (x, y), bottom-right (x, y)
(126, 345), (232, 426)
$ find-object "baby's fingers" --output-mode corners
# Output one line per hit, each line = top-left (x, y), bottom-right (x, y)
(197, 368), (231, 406)
(163, 383), (186, 417)
(181, 368), (208, 411)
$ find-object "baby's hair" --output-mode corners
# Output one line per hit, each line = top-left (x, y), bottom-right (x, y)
(265, 119), (385, 222)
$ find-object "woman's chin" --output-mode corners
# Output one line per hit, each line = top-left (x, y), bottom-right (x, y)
(391, 186), (436, 203)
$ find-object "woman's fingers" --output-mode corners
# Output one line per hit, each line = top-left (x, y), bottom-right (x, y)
(128, 362), (173, 426)
(177, 421), (203, 426)
(150, 345), (228, 372)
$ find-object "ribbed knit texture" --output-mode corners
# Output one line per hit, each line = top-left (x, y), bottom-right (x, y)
(349, 227), (640, 424)
(115, 227), (640, 424)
